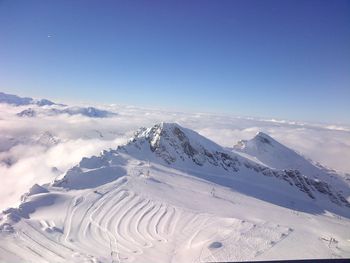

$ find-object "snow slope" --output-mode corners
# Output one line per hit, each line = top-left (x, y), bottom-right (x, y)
(1, 123), (350, 262)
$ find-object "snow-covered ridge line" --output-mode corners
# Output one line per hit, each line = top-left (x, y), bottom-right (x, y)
(0, 91), (116, 118)
(53, 122), (349, 208)
(17, 106), (117, 118)
(0, 91), (60, 106)
(1, 122), (349, 228)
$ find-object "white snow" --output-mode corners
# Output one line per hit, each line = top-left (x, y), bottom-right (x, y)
(1, 123), (350, 262)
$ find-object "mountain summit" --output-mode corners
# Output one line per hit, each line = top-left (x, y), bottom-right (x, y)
(127, 122), (236, 168)
(233, 131), (344, 185)
(235, 131), (291, 155)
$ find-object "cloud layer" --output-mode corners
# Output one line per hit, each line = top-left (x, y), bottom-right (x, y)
(1, 102), (350, 210)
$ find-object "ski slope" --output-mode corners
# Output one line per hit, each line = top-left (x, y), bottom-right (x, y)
(0, 175), (292, 263)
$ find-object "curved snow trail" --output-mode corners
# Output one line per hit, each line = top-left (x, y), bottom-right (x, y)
(134, 200), (154, 247)
(138, 203), (159, 245)
(155, 205), (167, 236)
(128, 199), (152, 246)
(162, 206), (176, 236)
(0, 175), (292, 263)
(152, 204), (168, 242)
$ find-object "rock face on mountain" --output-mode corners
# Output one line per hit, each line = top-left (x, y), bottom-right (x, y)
(129, 123), (240, 171)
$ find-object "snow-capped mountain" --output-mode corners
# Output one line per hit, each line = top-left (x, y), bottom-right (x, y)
(36, 131), (60, 146)
(0, 92), (58, 106)
(0, 92), (116, 118)
(17, 106), (117, 118)
(16, 108), (36, 117)
(233, 132), (350, 194)
(234, 131), (329, 173)
(1, 123), (349, 262)
(49, 106), (117, 118)
(123, 123), (349, 207)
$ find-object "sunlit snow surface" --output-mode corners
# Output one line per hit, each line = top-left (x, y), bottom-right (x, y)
(0, 172), (294, 263)
(1, 122), (350, 262)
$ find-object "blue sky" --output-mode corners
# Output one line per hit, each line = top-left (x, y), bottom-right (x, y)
(0, 0), (349, 123)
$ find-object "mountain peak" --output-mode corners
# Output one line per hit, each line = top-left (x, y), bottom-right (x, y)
(131, 122), (180, 145)
(234, 132), (278, 151)
(128, 122), (237, 168)
(253, 131), (276, 145)
(255, 131), (272, 139)
(234, 131), (339, 183)
(132, 122), (221, 151)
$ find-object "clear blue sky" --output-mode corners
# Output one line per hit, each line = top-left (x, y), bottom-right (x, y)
(0, 0), (349, 123)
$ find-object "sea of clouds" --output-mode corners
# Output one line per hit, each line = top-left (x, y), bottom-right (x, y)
(1, 101), (350, 210)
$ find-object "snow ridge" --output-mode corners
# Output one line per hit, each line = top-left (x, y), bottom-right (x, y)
(127, 123), (348, 207)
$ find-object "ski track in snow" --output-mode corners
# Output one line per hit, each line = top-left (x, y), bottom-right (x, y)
(0, 175), (291, 263)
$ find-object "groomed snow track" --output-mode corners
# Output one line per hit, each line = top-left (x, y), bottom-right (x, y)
(0, 176), (291, 263)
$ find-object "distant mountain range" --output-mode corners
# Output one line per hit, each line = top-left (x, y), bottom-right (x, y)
(17, 106), (116, 118)
(1, 91), (117, 118)
(0, 92), (60, 106)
